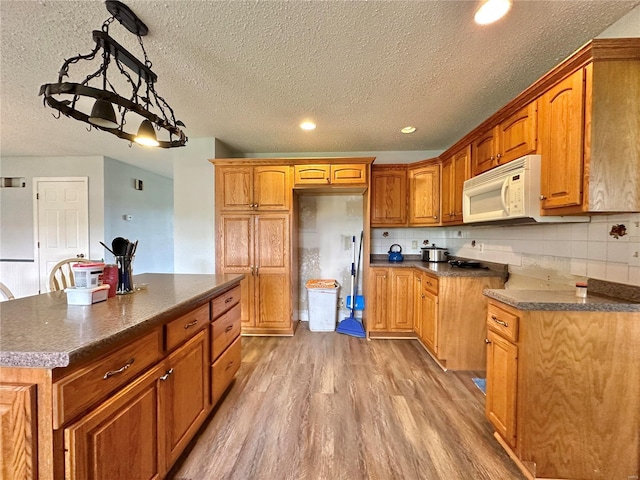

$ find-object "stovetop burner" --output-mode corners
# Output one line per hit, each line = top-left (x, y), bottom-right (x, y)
(449, 260), (486, 269)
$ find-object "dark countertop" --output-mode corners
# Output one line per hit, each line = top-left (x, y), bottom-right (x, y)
(370, 255), (507, 278)
(0, 273), (244, 369)
(484, 288), (640, 312)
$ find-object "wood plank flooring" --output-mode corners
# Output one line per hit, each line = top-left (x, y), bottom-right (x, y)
(168, 323), (525, 480)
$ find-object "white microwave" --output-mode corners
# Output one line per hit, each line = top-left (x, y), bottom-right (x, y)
(462, 155), (589, 225)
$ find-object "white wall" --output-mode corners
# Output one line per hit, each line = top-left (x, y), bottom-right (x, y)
(372, 213), (640, 288)
(104, 157), (174, 273)
(172, 138), (216, 273)
(298, 195), (364, 321)
(0, 156), (105, 297)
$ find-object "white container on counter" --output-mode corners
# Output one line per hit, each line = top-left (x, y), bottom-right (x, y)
(65, 284), (110, 305)
(72, 262), (105, 288)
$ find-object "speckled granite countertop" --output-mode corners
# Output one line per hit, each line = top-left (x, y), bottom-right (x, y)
(370, 255), (507, 278)
(484, 288), (640, 312)
(0, 273), (244, 369)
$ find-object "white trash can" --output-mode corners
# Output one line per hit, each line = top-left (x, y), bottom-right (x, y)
(306, 280), (339, 332)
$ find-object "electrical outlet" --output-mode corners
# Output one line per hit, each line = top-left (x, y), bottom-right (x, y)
(411, 240), (418, 249)
(339, 298), (345, 308)
(479, 242), (484, 252)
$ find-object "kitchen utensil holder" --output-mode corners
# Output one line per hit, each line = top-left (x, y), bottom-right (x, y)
(115, 255), (134, 294)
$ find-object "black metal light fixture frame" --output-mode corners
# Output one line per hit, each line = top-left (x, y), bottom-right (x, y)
(39, 0), (187, 148)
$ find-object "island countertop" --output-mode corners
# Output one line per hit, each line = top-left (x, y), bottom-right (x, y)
(0, 273), (244, 369)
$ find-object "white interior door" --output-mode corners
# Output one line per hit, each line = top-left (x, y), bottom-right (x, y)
(34, 177), (89, 292)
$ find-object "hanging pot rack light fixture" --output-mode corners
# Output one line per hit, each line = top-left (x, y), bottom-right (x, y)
(39, 0), (187, 148)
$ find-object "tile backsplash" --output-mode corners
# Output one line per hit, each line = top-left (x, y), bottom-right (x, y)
(372, 213), (640, 287)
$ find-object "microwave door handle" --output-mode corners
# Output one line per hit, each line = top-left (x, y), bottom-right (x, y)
(500, 178), (510, 216)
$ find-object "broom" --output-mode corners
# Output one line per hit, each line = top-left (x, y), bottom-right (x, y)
(336, 233), (366, 338)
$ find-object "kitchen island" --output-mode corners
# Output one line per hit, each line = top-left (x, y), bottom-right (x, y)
(0, 273), (244, 480)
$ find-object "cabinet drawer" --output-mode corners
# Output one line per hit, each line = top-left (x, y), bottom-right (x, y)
(211, 336), (241, 406)
(422, 274), (439, 295)
(212, 303), (241, 361)
(165, 303), (210, 351)
(53, 329), (162, 429)
(487, 302), (519, 342)
(211, 284), (241, 318)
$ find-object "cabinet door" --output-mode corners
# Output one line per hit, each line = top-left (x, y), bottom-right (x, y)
(253, 166), (290, 210)
(389, 269), (414, 331)
(370, 168), (407, 226)
(420, 288), (438, 354)
(253, 214), (291, 330)
(219, 214), (253, 271)
(65, 364), (163, 480)
(412, 274), (423, 338)
(440, 157), (454, 223)
(294, 164), (330, 185)
(0, 383), (37, 480)
(330, 164), (367, 185)
(369, 268), (389, 331)
(451, 147), (470, 222)
(216, 166), (253, 211)
(161, 330), (209, 468)
(539, 69), (585, 210)
(499, 101), (537, 164)
(485, 330), (518, 448)
(408, 164), (440, 226)
(472, 128), (499, 176)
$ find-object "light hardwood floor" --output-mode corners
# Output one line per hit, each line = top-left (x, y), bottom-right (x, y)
(168, 323), (525, 480)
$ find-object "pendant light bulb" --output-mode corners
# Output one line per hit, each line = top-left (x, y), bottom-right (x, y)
(88, 99), (119, 129)
(134, 119), (159, 147)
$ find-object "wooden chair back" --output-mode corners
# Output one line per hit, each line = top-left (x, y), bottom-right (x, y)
(0, 281), (15, 300)
(48, 258), (93, 292)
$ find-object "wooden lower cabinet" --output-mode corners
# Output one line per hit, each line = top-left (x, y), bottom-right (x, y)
(162, 331), (209, 469)
(389, 269), (413, 331)
(0, 383), (37, 480)
(368, 267), (413, 333)
(64, 330), (209, 480)
(414, 272), (503, 370)
(485, 299), (640, 479)
(485, 330), (517, 449)
(64, 364), (162, 480)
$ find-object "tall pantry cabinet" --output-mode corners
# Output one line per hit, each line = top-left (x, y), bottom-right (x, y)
(213, 163), (296, 335)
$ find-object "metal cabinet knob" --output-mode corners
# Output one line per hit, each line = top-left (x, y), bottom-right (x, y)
(539, 195), (547, 200)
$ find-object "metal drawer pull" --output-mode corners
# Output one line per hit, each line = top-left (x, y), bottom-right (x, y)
(184, 319), (198, 329)
(485, 338), (491, 344)
(225, 361), (234, 371)
(160, 368), (174, 381)
(224, 297), (233, 303)
(103, 358), (135, 379)
(491, 315), (508, 327)
(225, 325), (233, 333)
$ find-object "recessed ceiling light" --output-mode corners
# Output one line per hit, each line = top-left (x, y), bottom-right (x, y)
(401, 126), (417, 134)
(474, 0), (512, 25)
(300, 121), (316, 131)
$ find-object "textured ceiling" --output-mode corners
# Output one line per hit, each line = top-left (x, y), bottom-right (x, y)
(1, 0), (638, 177)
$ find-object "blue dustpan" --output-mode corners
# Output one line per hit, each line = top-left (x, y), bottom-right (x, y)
(336, 315), (366, 338)
(346, 295), (365, 310)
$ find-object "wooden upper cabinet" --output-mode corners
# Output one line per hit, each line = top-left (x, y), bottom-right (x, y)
(370, 166), (407, 227)
(217, 165), (290, 211)
(472, 102), (537, 177)
(538, 69), (585, 211)
(441, 146), (470, 225)
(499, 101), (537, 164)
(294, 163), (367, 186)
(294, 164), (330, 185)
(471, 129), (499, 176)
(408, 163), (440, 226)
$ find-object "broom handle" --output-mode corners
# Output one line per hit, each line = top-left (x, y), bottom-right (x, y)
(350, 235), (355, 313)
